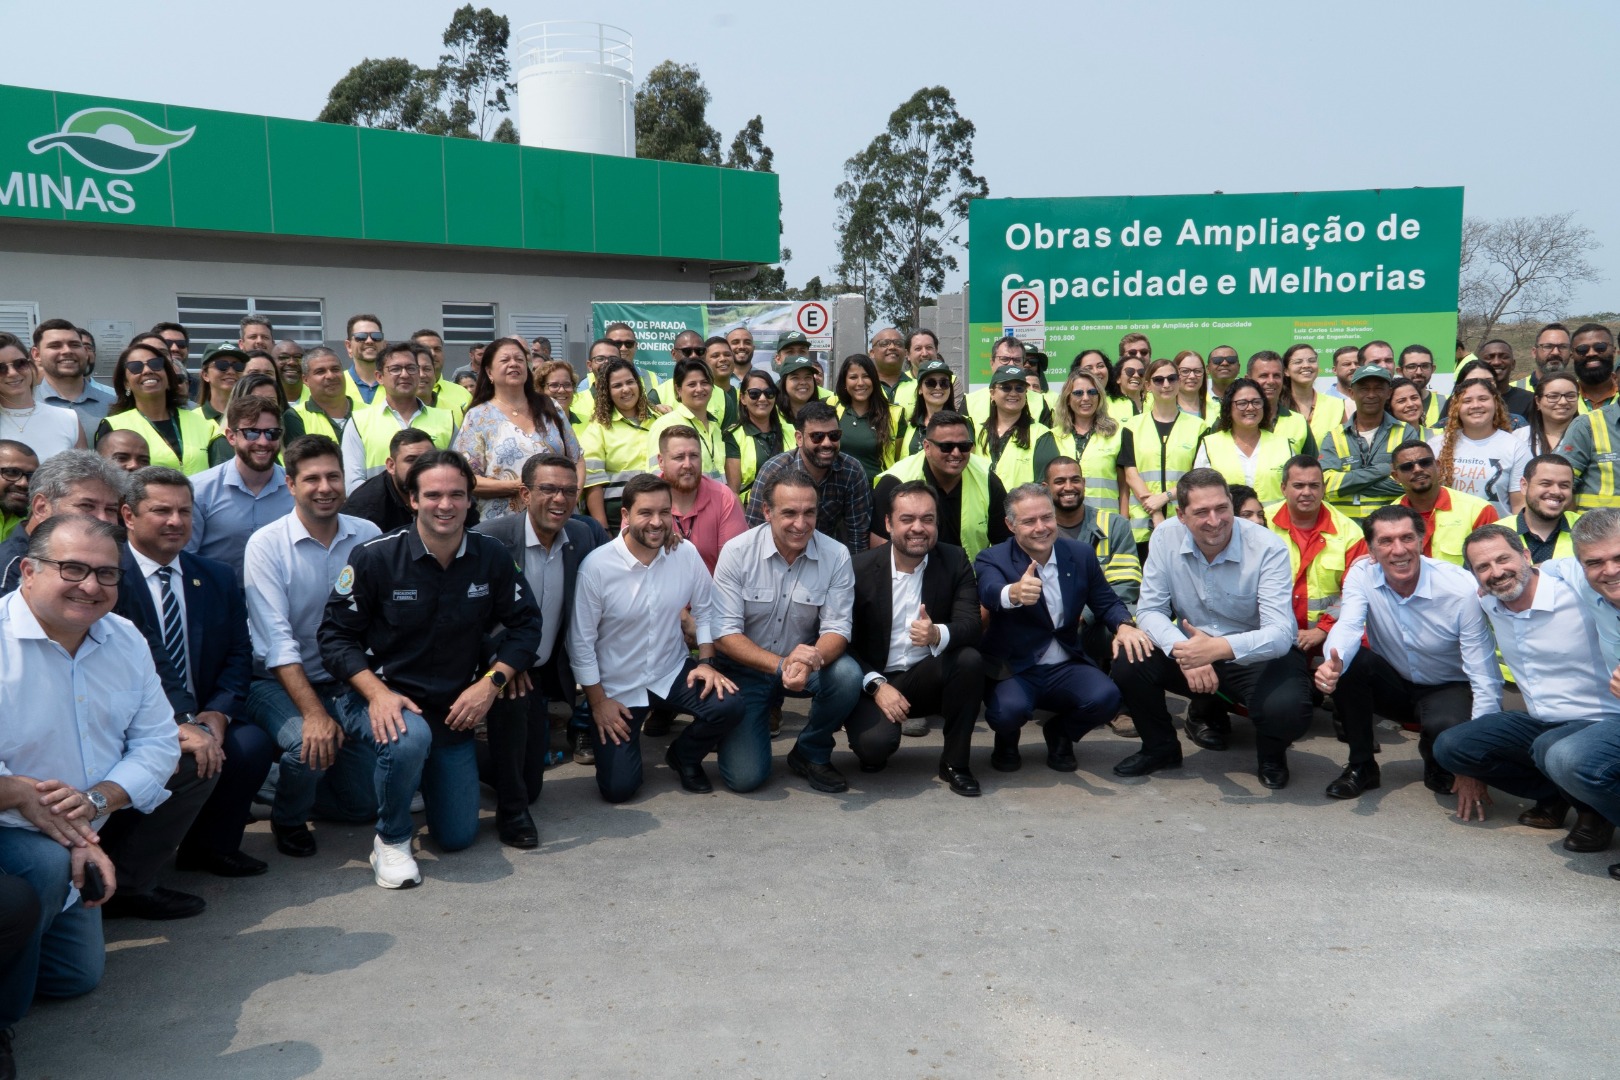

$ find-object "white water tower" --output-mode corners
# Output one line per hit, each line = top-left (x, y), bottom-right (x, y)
(513, 21), (636, 157)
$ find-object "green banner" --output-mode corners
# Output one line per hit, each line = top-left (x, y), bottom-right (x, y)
(968, 187), (1463, 383)
(592, 300), (833, 381)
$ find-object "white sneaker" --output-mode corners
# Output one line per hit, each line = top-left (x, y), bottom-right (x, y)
(409, 791), (426, 814)
(370, 835), (421, 889)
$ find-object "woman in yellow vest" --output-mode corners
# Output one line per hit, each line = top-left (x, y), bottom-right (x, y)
(1174, 350), (1209, 420)
(1051, 369), (1127, 517)
(1111, 352), (1148, 417)
(1194, 377), (1294, 504)
(1073, 349), (1136, 419)
(578, 358), (655, 532)
(452, 336), (581, 520)
(96, 341), (217, 475)
(833, 353), (905, 486)
(646, 358), (741, 491)
(732, 369), (794, 501)
(976, 364), (1059, 489)
(1389, 378), (1441, 443)
(1280, 343), (1344, 445)
(1122, 358), (1205, 552)
(1519, 371), (1581, 459)
(904, 358), (959, 454)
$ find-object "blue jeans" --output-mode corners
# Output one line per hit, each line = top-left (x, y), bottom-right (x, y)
(245, 679), (379, 828)
(332, 690), (480, 850)
(717, 654), (863, 790)
(1534, 719), (1620, 825)
(1435, 712), (1620, 824)
(0, 828), (104, 1027)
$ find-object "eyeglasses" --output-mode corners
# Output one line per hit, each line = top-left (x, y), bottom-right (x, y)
(0, 466), (34, 483)
(1575, 343), (1613, 356)
(351, 332), (385, 342)
(531, 483), (580, 500)
(872, 338), (903, 350)
(805, 430), (843, 444)
(1401, 362), (1435, 373)
(1177, 369), (1202, 380)
(1069, 388), (1100, 399)
(544, 383), (573, 394)
(921, 377), (952, 391)
(1231, 398), (1265, 411)
(207, 358), (246, 373)
(1149, 375), (1178, 386)
(1394, 456), (1436, 473)
(1541, 391), (1580, 404)
(237, 427), (283, 442)
(124, 359), (165, 375)
(744, 387), (778, 400)
(589, 354), (619, 365)
(383, 366), (417, 377)
(928, 439), (973, 455)
(1535, 342), (1571, 351)
(34, 557), (123, 586)
(675, 346), (704, 357)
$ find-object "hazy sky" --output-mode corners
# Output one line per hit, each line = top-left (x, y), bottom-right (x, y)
(5, 0), (1613, 313)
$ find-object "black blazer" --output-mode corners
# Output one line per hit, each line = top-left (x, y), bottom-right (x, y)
(472, 512), (606, 698)
(848, 541), (981, 677)
(117, 547), (252, 718)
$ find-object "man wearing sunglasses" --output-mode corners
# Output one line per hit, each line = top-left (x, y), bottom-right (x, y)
(185, 397), (293, 583)
(1205, 345), (1242, 408)
(1569, 322), (1618, 411)
(342, 314), (387, 405)
(0, 441), (37, 542)
(744, 401), (870, 552)
(1558, 325), (1620, 509)
(1388, 440), (1497, 566)
(872, 410), (1012, 561)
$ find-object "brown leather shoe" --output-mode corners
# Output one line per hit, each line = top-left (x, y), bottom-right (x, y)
(1564, 811), (1616, 853)
(1517, 798), (1570, 830)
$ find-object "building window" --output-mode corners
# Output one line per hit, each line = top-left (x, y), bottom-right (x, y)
(176, 295), (325, 359)
(0, 302), (38, 340)
(508, 313), (568, 360)
(440, 302), (497, 349)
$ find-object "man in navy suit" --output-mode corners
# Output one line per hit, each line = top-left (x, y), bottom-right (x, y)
(975, 484), (1154, 773)
(98, 467), (274, 919)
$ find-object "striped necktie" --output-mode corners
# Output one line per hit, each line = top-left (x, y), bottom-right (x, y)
(155, 566), (188, 684)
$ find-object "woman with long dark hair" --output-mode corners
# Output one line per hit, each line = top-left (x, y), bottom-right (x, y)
(1279, 343), (1342, 444)
(976, 365), (1058, 487)
(833, 353), (903, 485)
(1518, 371), (1581, 459)
(905, 359), (959, 454)
(732, 368), (793, 500)
(452, 335), (581, 518)
(96, 340), (218, 474)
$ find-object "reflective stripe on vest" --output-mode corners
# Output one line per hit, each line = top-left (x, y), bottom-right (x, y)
(1124, 410), (1203, 538)
(1427, 489), (1493, 566)
(880, 451), (991, 560)
(1053, 427), (1126, 515)
(580, 414), (653, 501)
(1578, 408), (1620, 508)
(1268, 501), (1359, 627)
(103, 408), (217, 475)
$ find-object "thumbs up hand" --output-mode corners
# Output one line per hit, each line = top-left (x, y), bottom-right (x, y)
(909, 603), (937, 648)
(1315, 648), (1344, 694)
(1010, 559), (1045, 607)
(1170, 620), (1230, 669)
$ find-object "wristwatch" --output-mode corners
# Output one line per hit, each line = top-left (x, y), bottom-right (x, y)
(484, 669), (509, 690)
(864, 675), (888, 697)
(85, 789), (109, 816)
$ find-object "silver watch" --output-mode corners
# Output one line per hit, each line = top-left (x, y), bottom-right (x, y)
(85, 789), (109, 816)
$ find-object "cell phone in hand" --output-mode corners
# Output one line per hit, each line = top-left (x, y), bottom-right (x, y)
(79, 862), (106, 903)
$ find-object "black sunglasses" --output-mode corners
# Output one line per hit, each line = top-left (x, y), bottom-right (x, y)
(745, 387), (778, 400)
(208, 358), (246, 373)
(928, 439), (973, 454)
(805, 430), (842, 444)
(1395, 456), (1436, 473)
(124, 359), (166, 375)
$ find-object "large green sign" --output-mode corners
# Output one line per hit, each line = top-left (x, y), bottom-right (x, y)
(968, 187), (1463, 383)
(592, 300), (833, 380)
(0, 82), (780, 264)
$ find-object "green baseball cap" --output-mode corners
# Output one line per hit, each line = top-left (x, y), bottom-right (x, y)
(201, 343), (249, 364)
(1349, 364), (1393, 385)
(778, 356), (819, 377)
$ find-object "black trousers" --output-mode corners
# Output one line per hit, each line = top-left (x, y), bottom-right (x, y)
(482, 692), (549, 817)
(844, 648), (984, 771)
(1112, 647), (1313, 761)
(178, 720), (275, 858)
(1333, 649), (1472, 768)
(594, 661), (746, 803)
(98, 752), (218, 896)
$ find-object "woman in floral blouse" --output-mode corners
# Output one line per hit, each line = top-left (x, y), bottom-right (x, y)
(452, 336), (582, 519)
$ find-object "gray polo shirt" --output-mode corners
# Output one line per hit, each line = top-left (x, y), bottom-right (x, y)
(712, 522), (854, 655)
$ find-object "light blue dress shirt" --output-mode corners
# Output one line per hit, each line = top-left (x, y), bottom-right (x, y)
(1137, 516), (1295, 665)
(1480, 565), (1620, 722)
(185, 460), (293, 580)
(712, 523), (854, 655)
(0, 591), (179, 828)
(1323, 556), (1502, 718)
(242, 511), (380, 683)
(1541, 557), (1620, 674)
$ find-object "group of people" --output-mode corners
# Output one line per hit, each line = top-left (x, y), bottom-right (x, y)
(0, 308), (1617, 1080)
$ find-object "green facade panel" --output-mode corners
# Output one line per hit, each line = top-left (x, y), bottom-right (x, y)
(0, 81), (779, 264)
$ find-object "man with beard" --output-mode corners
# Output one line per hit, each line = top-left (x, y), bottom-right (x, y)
(745, 401), (870, 552)
(1569, 322), (1618, 411)
(1316, 506), (1500, 799)
(340, 428), (435, 535)
(1398, 344), (1448, 427)
(1322, 345), (1361, 405)
(0, 441), (36, 541)
(1476, 340), (1537, 421)
(342, 314), (387, 405)
(568, 474), (742, 802)
(31, 318), (113, 443)
(1512, 323), (1573, 397)
(845, 482), (984, 794)
(659, 426), (745, 574)
(1557, 326), (1620, 509)
(1044, 456), (1140, 660)
(1512, 455), (1580, 563)
(726, 326), (757, 376)
(185, 397), (293, 582)
(1433, 524), (1617, 866)
(1389, 440), (1497, 566)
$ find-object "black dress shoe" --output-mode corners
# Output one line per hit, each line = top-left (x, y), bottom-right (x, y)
(271, 822), (318, 858)
(175, 848), (269, 877)
(0, 1024), (14, 1080)
(1325, 760), (1381, 800)
(642, 709), (674, 737)
(990, 732), (1022, 772)
(665, 745), (714, 793)
(1045, 737), (1078, 772)
(1423, 763), (1456, 794)
(1518, 798), (1571, 830)
(1258, 757), (1290, 790)
(1113, 744), (1183, 777)
(1564, 811), (1616, 853)
(497, 809), (540, 849)
(1184, 715), (1229, 751)
(101, 885), (206, 921)
(1609, 862), (1620, 881)
(938, 764), (981, 797)
(785, 746), (848, 793)
(858, 760), (886, 774)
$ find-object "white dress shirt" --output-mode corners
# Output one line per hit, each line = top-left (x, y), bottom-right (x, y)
(1137, 517), (1295, 665)
(1000, 552), (1067, 666)
(567, 536), (715, 707)
(869, 550), (949, 684)
(1323, 556), (1501, 718)
(1480, 566), (1620, 722)
(0, 591), (180, 830)
(130, 544), (191, 696)
(243, 511), (381, 682)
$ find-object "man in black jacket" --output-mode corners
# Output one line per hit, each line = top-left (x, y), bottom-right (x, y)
(471, 454), (606, 847)
(845, 481), (986, 795)
(339, 428), (436, 534)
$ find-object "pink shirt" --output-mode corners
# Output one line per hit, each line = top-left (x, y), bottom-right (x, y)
(669, 476), (746, 573)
